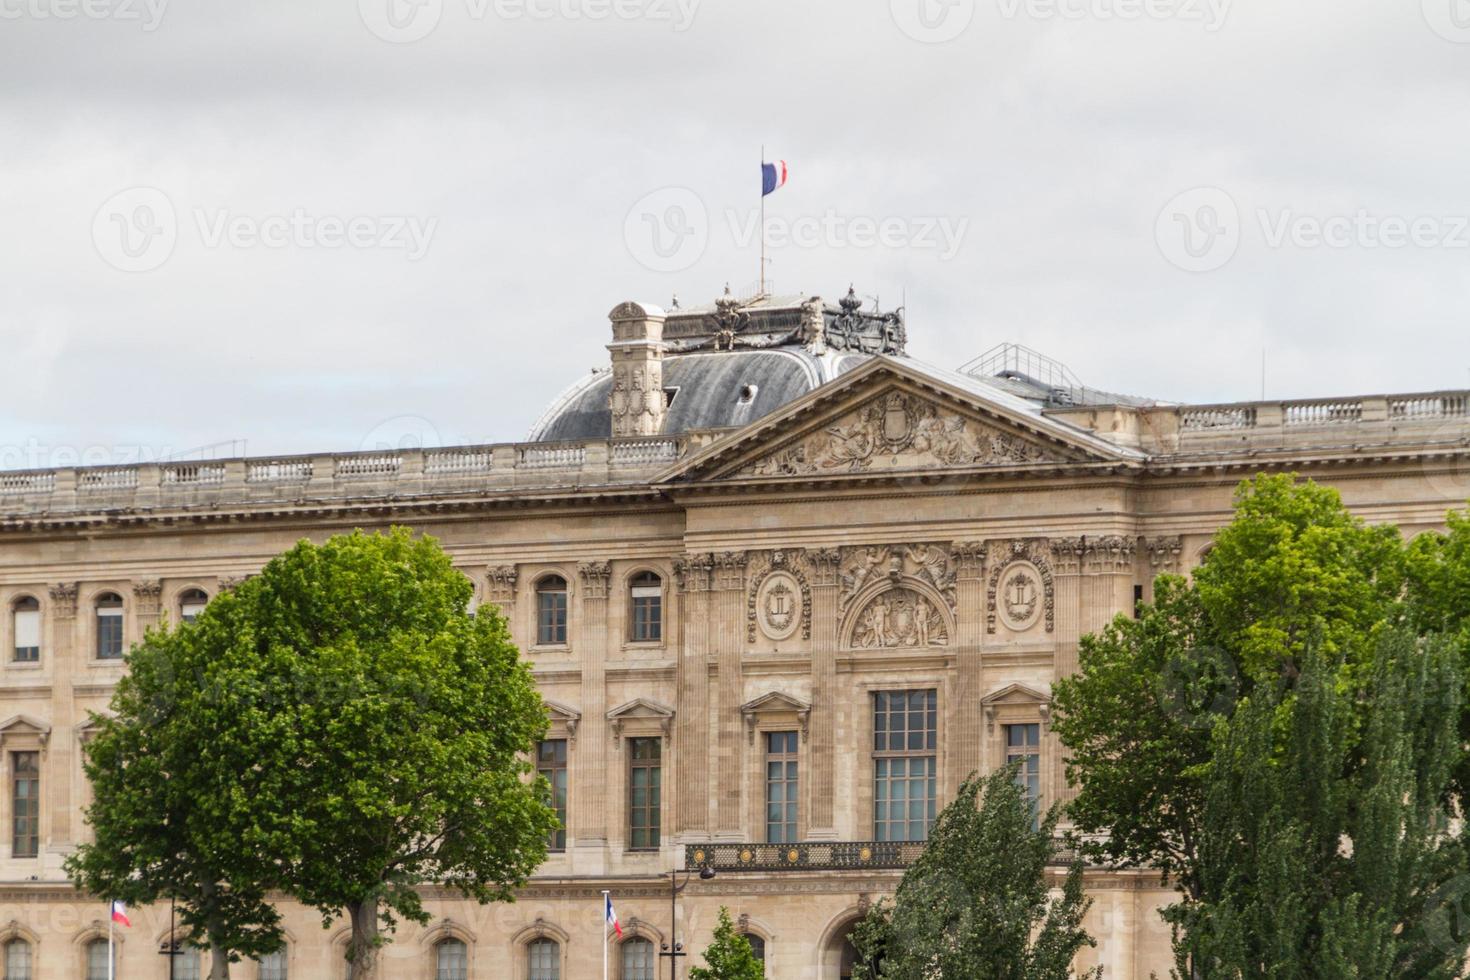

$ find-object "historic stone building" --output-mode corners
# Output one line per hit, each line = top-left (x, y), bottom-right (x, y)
(0, 288), (1468, 977)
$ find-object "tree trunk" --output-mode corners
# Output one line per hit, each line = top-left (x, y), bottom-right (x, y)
(346, 899), (381, 980)
(209, 942), (231, 980)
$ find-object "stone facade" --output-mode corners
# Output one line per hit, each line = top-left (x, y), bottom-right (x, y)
(1, 304), (1469, 978)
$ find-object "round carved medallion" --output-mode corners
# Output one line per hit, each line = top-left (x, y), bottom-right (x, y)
(999, 564), (1044, 632)
(756, 572), (802, 641)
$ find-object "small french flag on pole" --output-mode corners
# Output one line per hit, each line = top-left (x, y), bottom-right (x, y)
(761, 159), (789, 196)
(110, 900), (131, 928)
(605, 894), (622, 939)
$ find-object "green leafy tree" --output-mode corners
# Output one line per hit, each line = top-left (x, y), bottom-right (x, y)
(1053, 474), (1410, 898)
(67, 621), (286, 979)
(851, 766), (1099, 980)
(1406, 507), (1470, 802)
(1169, 631), (1468, 978)
(689, 907), (765, 980)
(174, 528), (557, 978)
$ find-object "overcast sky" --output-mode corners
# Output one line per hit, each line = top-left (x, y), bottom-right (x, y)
(2, 0), (1469, 467)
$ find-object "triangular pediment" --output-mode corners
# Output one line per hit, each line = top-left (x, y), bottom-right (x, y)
(660, 356), (1139, 484)
(740, 691), (812, 716)
(980, 683), (1051, 707)
(606, 697), (674, 722)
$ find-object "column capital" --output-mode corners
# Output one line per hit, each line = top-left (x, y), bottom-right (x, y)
(577, 560), (612, 600)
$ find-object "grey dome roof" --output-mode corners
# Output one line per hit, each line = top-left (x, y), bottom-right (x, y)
(528, 348), (872, 442)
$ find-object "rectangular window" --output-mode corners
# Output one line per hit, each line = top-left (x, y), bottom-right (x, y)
(175, 949), (201, 980)
(765, 730), (799, 843)
(1006, 723), (1042, 829)
(13, 605), (39, 663)
(11, 751), (38, 859)
(86, 941), (112, 980)
(537, 739), (568, 851)
(629, 583), (662, 643)
(537, 590), (567, 645)
(258, 949), (288, 980)
(628, 738), (661, 850)
(873, 690), (938, 842)
(96, 606), (124, 660)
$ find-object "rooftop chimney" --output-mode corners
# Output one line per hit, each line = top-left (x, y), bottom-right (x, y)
(607, 301), (667, 438)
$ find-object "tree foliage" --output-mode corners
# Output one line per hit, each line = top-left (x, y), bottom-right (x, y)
(68, 621), (285, 979)
(1052, 474), (1470, 976)
(850, 766), (1099, 980)
(689, 907), (766, 980)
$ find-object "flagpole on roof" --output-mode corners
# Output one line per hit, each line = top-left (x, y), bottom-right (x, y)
(759, 145), (766, 299)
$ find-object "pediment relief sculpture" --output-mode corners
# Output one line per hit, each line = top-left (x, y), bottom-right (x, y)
(736, 390), (1059, 477)
(838, 543), (957, 620)
(848, 587), (949, 650)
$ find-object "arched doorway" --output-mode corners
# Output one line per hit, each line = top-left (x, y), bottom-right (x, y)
(820, 915), (874, 980)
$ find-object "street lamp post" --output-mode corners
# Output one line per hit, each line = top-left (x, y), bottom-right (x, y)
(658, 863), (715, 980)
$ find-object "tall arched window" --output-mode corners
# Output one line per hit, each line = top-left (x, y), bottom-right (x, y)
(179, 588), (209, 624)
(95, 593), (124, 660)
(621, 938), (655, 980)
(628, 572), (662, 642)
(11, 597), (39, 663)
(258, 947), (289, 979)
(528, 938), (560, 980)
(435, 938), (468, 980)
(4, 938), (32, 980)
(85, 939), (112, 980)
(536, 576), (568, 646)
(744, 934), (766, 968)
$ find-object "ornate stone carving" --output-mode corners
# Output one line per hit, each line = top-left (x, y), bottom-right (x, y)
(132, 579), (162, 615)
(745, 550), (811, 642)
(737, 390), (1059, 477)
(838, 544), (957, 620)
(216, 575), (251, 593)
(577, 561), (611, 600)
(808, 547), (842, 587)
(985, 540), (1055, 634)
(849, 588), (948, 649)
(48, 582), (78, 620)
(1145, 536), (1183, 574)
(800, 296), (826, 354)
(951, 540), (987, 579)
(485, 565), (519, 606)
(712, 551), (747, 592)
(1084, 535), (1137, 574)
(674, 552), (714, 593)
(826, 286), (905, 355)
(1049, 537), (1085, 575)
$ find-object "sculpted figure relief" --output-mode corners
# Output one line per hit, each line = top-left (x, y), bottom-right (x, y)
(850, 588), (948, 649)
(736, 390), (1058, 477)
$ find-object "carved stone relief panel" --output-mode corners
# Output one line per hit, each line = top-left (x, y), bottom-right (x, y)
(837, 543), (957, 621)
(746, 550), (811, 642)
(849, 587), (949, 649)
(736, 390), (1062, 477)
(985, 540), (1055, 635)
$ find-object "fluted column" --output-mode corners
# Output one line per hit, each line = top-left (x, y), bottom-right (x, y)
(575, 561), (611, 855)
(673, 553), (713, 841)
(950, 542), (987, 787)
(132, 579), (162, 637)
(807, 548), (841, 839)
(1048, 539), (1084, 804)
(48, 583), (78, 845)
(713, 551), (748, 840)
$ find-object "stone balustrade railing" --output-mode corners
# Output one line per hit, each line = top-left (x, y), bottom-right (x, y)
(0, 435), (695, 517)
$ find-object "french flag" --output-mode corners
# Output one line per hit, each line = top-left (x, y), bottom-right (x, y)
(761, 159), (789, 197)
(605, 894), (622, 939)
(111, 900), (131, 928)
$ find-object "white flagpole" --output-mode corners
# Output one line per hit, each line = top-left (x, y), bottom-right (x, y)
(759, 145), (766, 298)
(602, 890), (610, 980)
(107, 904), (115, 980)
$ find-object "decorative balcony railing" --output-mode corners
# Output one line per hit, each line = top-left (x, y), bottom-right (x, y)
(686, 839), (1079, 873)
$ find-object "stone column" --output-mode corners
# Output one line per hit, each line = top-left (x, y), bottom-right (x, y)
(485, 565), (518, 620)
(1143, 536), (1183, 603)
(48, 583), (79, 844)
(806, 548), (841, 840)
(1082, 536), (1137, 638)
(1048, 539), (1084, 805)
(950, 541), (987, 787)
(575, 561), (611, 863)
(132, 579), (162, 638)
(713, 551), (748, 841)
(673, 553), (713, 841)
